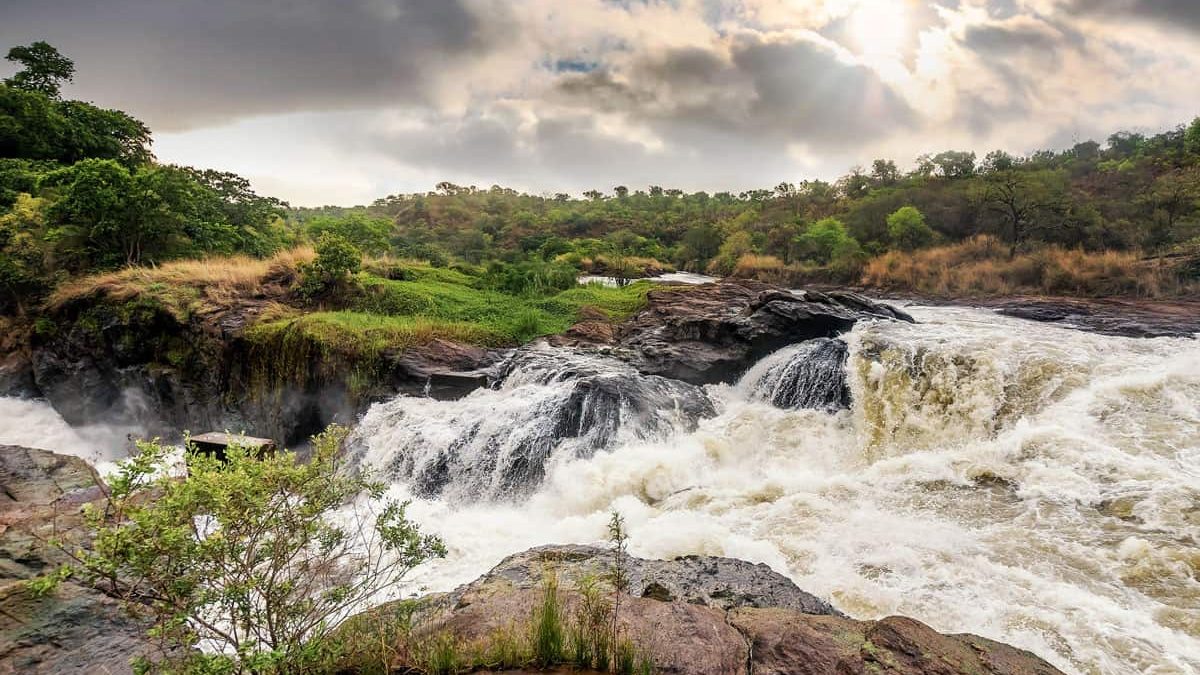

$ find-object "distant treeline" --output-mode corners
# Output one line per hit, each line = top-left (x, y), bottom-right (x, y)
(303, 123), (1200, 279)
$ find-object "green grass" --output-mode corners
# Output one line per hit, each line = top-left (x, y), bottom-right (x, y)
(247, 311), (507, 357)
(241, 278), (654, 392)
(348, 275), (654, 347)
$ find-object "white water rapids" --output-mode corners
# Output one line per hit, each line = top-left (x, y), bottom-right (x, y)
(3, 304), (1198, 674)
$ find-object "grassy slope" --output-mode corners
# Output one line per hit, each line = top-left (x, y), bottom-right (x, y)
(46, 250), (654, 363)
(260, 275), (653, 357)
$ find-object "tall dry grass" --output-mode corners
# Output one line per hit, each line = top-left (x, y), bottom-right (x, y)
(861, 236), (1191, 298)
(729, 253), (855, 286)
(47, 247), (315, 312)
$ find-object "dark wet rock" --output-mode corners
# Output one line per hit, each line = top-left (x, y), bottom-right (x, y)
(0, 445), (164, 674)
(27, 297), (500, 446)
(743, 338), (851, 412)
(353, 544), (1064, 675)
(612, 280), (912, 385)
(367, 349), (715, 500)
(0, 351), (37, 399)
(994, 298), (1200, 338)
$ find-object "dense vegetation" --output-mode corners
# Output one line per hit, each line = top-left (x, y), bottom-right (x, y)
(0, 42), (293, 314)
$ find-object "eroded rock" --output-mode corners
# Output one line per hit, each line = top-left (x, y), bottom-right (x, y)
(0, 445), (163, 674)
(368, 544), (1064, 675)
(612, 281), (913, 385)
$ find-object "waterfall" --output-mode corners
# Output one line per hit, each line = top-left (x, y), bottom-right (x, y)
(350, 345), (714, 500)
(350, 305), (1200, 675)
(737, 338), (850, 411)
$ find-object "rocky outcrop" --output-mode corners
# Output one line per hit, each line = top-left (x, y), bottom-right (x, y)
(607, 281), (913, 385)
(0, 445), (163, 674)
(351, 347), (715, 500)
(24, 296), (499, 446)
(363, 545), (1063, 675)
(19, 279), (908, 446)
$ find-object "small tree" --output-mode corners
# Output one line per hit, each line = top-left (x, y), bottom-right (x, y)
(300, 232), (362, 298)
(886, 206), (935, 251)
(605, 229), (641, 287)
(61, 425), (445, 673)
(5, 41), (75, 98)
(792, 217), (855, 265)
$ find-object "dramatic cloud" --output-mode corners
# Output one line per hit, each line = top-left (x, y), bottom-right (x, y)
(3, 0), (1199, 204)
(0, 0), (518, 129)
(553, 31), (917, 149)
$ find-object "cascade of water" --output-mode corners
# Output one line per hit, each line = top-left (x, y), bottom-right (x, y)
(352, 306), (1199, 675)
(350, 345), (715, 500)
(736, 338), (850, 411)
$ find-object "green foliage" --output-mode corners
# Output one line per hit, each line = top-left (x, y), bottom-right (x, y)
(416, 633), (464, 675)
(305, 213), (391, 256)
(299, 232), (362, 299)
(60, 425), (445, 674)
(708, 230), (755, 275)
(532, 574), (566, 667)
(886, 206), (935, 251)
(0, 83), (151, 167)
(481, 259), (578, 295)
(0, 193), (55, 313)
(793, 218), (857, 265)
(569, 575), (613, 671)
(5, 41), (75, 98)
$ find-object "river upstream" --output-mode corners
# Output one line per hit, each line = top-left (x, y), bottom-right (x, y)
(3, 304), (1198, 674)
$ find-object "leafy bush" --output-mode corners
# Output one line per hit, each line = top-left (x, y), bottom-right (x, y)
(886, 206), (936, 251)
(299, 232), (362, 299)
(53, 425), (445, 674)
(481, 259), (578, 295)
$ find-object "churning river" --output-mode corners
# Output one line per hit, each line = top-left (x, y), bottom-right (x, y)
(3, 304), (1198, 674)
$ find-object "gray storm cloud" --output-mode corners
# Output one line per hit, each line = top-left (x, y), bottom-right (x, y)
(0, 0), (513, 130)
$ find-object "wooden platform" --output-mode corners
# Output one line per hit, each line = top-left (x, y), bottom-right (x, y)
(189, 432), (276, 462)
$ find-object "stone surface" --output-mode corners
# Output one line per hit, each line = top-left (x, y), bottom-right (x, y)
(358, 545), (1063, 675)
(611, 281), (913, 385)
(992, 297), (1200, 338)
(0, 446), (163, 674)
(26, 295), (500, 446)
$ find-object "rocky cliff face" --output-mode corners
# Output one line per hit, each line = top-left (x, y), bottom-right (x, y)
(0, 445), (166, 674)
(361, 545), (1064, 675)
(17, 295), (498, 447)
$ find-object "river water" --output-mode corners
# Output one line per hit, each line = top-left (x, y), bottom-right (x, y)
(3, 304), (1198, 674)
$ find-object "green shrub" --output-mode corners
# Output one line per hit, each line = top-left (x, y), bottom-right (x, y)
(49, 425), (445, 674)
(299, 232), (362, 299)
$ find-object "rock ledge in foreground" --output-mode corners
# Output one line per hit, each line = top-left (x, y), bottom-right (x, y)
(369, 544), (1063, 675)
(0, 445), (166, 675)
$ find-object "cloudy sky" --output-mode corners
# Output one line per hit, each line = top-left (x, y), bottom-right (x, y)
(3, 0), (1199, 206)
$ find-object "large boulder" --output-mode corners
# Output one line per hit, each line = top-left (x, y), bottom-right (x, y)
(610, 281), (913, 385)
(0, 445), (165, 674)
(357, 545), (1063, 675)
